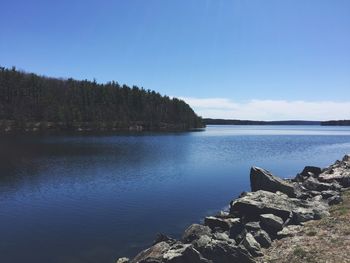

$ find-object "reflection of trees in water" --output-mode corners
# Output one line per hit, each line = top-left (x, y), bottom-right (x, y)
(0, 134), (191, 186)
(0, 140), (41, 180)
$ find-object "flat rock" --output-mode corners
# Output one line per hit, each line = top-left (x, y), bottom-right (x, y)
(250, 167), (297, 197)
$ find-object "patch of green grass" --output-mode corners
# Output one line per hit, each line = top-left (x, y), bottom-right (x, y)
(330, 238), (338, 244)
(293, 246), (307, 258)
(306, 230), (317, 236)
(333, 206), (348, 216)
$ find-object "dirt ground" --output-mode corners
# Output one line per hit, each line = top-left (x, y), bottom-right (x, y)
(258, 190), (350, 263)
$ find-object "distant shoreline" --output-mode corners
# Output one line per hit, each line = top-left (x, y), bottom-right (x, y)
(204, 118), (350, 126)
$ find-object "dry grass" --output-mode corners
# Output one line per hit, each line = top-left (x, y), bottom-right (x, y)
(259, 191), (350, 263)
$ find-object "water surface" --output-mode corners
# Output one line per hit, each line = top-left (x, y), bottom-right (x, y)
(1, 125), (350, 263)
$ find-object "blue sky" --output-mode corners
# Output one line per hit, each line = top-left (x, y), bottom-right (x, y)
(1, 0), (349, 120)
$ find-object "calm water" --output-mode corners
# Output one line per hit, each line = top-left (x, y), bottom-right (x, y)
(1, 125), (350, 263)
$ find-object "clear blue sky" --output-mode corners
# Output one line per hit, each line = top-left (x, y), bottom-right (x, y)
(1, 0), (349, 119)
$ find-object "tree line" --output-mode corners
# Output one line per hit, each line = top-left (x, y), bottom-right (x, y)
(321, 120), (350, 126)
(0, 66), (203, 131)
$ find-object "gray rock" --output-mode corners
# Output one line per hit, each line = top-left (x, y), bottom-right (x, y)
(297, 190), (323, 200)
(319, 154), (350, 187)
(230, 191), (294, 221)
(215, 211), (230, 218)
(153, 233), (176, 245)
(292, 207), (315, 223)
(312, 206), (330, 220)
(244, 221), (262, 232)
(163, 243), (209, 263)
(116, 258), (130, 263)
(301, 166), (322, 177)
(212, 232), (231, 241)
(202, 242), (256, 263)
(229, 222), (245, 240)
(204, 216), (240, 232)
(233, 228), (248, 244)
(191, 234), (255, 263)
(131, 241), (210, 263)
(294, 166), (322, 182)
(260, 214), (284, 233)
(230, 190), (329, 224)
(242, 233), (263, 257)
(303, 176), (341, 192)
(130, 241), (170, 263)
(328, 195), (343, 205)
(253, 230), (272, 248)
(277, 225), (302, 239)
(182, 224), (212, 243)
(250, 167), (297, 197)
(321, 190), (339, 199)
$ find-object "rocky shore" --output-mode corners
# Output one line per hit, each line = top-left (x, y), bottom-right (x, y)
(116, 154), (350, 263)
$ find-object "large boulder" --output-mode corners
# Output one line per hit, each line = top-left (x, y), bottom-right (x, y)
(230, 190), (329, 224)
(319, 154), (350, 187)
(250, 167), (297, 197)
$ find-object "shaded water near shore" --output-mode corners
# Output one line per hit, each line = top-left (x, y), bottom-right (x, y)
(1, 125), (350, 263)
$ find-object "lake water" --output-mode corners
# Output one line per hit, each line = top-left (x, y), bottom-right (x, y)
(1, 125), (350, 263)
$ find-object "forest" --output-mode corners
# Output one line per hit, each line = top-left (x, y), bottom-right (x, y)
(0, 66), (203, 132)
